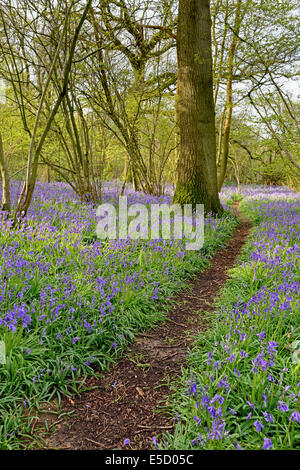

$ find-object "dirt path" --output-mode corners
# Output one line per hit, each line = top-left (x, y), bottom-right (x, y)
(42, 213), (251, 450)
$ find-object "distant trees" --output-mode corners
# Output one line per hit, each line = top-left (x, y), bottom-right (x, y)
(0, 0), (93, 214)
(84, 1), (177, 195)
(0, 0), (299, 215)
(213, 0), (299, 189)
(214, 0), (244, 191)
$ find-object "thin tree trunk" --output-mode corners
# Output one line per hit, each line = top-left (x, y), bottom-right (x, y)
(217, 0), (243, 191)
(15, 0), (92, 216)
(0, 132), (10, 211)
(173, 0), (223, 214)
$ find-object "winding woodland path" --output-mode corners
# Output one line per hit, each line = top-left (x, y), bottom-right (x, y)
(41, 211), (251, 450)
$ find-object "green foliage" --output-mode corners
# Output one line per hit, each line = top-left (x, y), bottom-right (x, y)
(0, 196), (237, 449)
(161, 195), (300, 450)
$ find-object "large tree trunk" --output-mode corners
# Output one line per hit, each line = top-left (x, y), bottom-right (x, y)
(173, 0), (223, 215)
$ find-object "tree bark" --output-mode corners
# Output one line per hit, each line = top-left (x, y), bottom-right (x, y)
(173, 0), (223, 215)
(0, 132), (11, 211)
(217, 0), (243, 191)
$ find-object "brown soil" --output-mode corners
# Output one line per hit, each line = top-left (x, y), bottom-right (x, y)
(41, 212), (251, 450)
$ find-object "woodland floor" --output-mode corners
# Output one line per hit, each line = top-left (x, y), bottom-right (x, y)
(38, 208), (251, 450)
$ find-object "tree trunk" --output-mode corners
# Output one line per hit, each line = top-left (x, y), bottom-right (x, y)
(173, 0), (223, 215)
(15, 0), (92, 216)
(217, 0), (243, 191)
(0, 132), (10, 211)
(217, 56), (234, 191)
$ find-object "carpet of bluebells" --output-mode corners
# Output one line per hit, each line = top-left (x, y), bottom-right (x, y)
(162, 186), (300, 450)
(0, 181), (238, 449)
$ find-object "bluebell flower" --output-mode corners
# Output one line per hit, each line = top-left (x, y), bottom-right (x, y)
(253, 420), (264, 432)
(263, 438), (272, 450)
